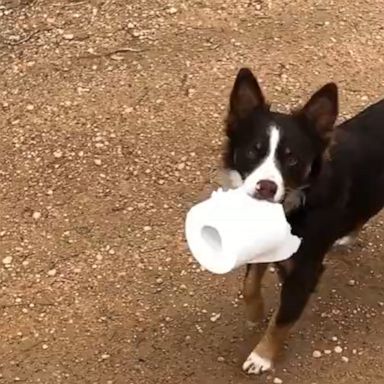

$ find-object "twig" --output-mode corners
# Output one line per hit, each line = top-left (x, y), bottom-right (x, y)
(0, 29), (41, 46)
(78, 46), (146, 60)
(0, 302), (55, 309)
(140, 246), (165, 254)
(133, 87), (149, 108)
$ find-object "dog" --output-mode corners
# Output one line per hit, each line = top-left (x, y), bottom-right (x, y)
(222, 68), (384, 374)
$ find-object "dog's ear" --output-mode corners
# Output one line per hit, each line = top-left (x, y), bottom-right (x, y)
(300, 83), (338, 140)
(229, 68), (267, 118)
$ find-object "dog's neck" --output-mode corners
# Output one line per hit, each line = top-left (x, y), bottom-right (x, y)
(283, 188), (307, 214)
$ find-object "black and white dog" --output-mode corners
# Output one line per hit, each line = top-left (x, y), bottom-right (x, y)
(222, 68), (384, 374)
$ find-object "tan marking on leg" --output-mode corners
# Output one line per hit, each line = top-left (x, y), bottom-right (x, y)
(254, 313), (292, 361)
(243, 264), (268, 324)
(276, 259), (295, 283)
(243, 313), (292, 374)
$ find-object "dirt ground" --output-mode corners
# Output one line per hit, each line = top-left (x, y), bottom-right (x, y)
(0, 0), (383, 383)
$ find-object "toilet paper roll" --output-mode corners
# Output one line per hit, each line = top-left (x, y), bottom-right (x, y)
(185, 188), (301, 274)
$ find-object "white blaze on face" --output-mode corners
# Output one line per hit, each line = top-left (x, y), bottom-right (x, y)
(242, 126), (284, 202)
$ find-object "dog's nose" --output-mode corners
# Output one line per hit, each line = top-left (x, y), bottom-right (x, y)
(255, 180), (278, 200)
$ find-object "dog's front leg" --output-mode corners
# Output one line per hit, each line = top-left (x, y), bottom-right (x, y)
(243, 263), (268, 326)
(243, 260), (324, 374)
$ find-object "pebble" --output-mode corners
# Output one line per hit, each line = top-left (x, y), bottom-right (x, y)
(217, 356), (225, 362)
(42, 344), (48, 350)
(273, 378), (283, 384)
(324, 349), (332, 355)
(101, 353), (110, 360)
(32, 211), (41, 220)
(63, 33), (74, 40)
(94, 159), (102, 166)
(156, 278), (163, 284)
(348, 279), (356, 286)
(143, 226), (152, 232)
(47, 269), (57, 277)
(167, 7), (178, 14)
(53, 149), (63, 158)
(2, 256), (12, 265)
(334, 346), (343, 353)
(312, 350), (322, 358)
(210, 313), (221, 322)
(341, 356), (349, 362)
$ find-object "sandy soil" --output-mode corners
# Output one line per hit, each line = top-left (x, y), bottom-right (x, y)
(0, 0), (383, 383)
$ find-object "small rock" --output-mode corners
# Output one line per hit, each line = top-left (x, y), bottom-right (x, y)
(210, 313), (221, 322)
(156, 278), (163, 284)
(143, 226), (152, 232)
(2, 256), (12, 265)
(63, 33), (74, 40)
(167, 7), (178, 14)
(101, 353), (110, 360)
(53, 149), (63, 158)
(348, 279), (356, 286)
(312, 350), (322, 358)
(26, 104), (34, 111)
(42, 344), (48, 350)
(334, 346), (343, 354)
(273, 378), (283, 384)
(341, 356), (349, 362)
(217, 356), (225, 362)
(324, 349), (332, 355)
(47, 269), (56, 277)
(32, 211), (41, 220)
(94, 159), (102, 166)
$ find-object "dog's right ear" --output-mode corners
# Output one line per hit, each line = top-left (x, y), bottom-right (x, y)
(229, 68), (267, 119)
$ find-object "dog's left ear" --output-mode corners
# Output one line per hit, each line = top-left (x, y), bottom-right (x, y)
(300, 83), (338, 141)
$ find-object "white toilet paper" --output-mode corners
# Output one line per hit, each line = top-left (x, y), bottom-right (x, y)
(185, 188), (301, 274)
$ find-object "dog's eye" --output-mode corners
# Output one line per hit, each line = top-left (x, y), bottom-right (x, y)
(285, 148), (298, 167)
(246, 143), (261, 160)
(287, 156), (298, 167)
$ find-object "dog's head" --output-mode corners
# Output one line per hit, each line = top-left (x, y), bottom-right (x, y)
(222, 68), (338, 211)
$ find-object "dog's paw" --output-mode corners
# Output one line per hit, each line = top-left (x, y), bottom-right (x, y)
(334, 235), (354, 247)
(242, 352), (272, 375)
